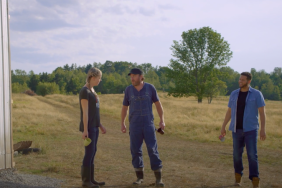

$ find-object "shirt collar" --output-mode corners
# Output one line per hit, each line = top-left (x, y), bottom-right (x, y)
(236, 86), (253, 93)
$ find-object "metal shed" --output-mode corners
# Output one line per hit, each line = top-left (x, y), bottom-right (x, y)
(0, 0), (13, 169)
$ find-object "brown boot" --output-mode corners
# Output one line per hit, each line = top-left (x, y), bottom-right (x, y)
(252, 177), (260, 188)
(234, 173), (242, 186)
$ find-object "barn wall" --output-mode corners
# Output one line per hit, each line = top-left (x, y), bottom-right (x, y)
(0, 0), (13, 170)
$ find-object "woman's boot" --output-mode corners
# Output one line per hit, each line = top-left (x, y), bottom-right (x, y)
(91, 164), (105, 186)
(81, 166), (99, 188)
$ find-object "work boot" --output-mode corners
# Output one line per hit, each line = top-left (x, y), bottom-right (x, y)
(252, 177), (260, 188)
(234, 173), (242, 186)
(91, 164), (105, 186)
(154, 170), (164, 187)
(81, 166), (99, 188)
(133, 168), (144, 185)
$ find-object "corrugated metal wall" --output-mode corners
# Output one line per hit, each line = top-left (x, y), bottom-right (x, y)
(0, 0), (13, 169)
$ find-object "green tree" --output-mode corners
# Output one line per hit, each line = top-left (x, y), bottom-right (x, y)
(261, 80), (275, 100)
(66, 76), (82, 94)
(270, 67), (282, 85)
(28, 71), (40, 92)
(250, 68), (271, 90)
(12, 82), (29, 93)
(205, 77), (227, 104)
(271, 86), (281, 100)
(145, 70), (161, 89)
(51, 67), (68, 94)
(218, 66), (240, 95)
(85, 64), (92, 74)
(12, 69), (29, 84)
(39, 72), (50, 83)
(36, 82), (60, 96)
(167, 27), (233, 103)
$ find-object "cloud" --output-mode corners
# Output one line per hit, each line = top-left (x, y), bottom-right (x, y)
(8, 0), (282, 74)
(158, 4), (180, 10)
(36, 0), (79, 7)
(138, 7), (155, 16)
(10, 18), (76, 32)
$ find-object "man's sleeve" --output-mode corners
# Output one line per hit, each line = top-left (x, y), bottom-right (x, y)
(256, 91), (265, 108)
(123, 87), (130, 106)
(80, 88), (88, 100)
(152, 85), (160, 103)
(227, 93), (232, 108)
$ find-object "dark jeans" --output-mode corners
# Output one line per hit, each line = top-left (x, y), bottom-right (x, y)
(82, 126), (99, 167)
(232, 129), (259, 180)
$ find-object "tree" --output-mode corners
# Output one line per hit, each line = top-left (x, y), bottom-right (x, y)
(51, 67), (67, 94)
(145, 70), (161, 89)
(12, 69), (29, 84)
(205, 77), (227, 104)
(85, 64), (92, 74)
(39, 72), (49, 83)
(270, 67), (282, 86)
(12, 82), (29, 93)
(28, 73), (40, 92)
(250, 68), (271, 90)
(167, 27), (233, 103)
(36, 82), (60, 96)
(218, 66), (240, 95)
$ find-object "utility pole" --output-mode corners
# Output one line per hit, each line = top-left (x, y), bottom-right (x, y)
(0, 0), (13, 169)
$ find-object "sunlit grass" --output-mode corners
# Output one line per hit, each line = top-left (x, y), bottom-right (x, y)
(11, 93), (282, 187)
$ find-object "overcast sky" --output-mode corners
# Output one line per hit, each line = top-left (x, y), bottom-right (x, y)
(8, 0), (282, 74)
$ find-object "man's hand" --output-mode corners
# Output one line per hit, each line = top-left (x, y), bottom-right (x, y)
(260, 129), (266, 141)
(221, 127), (226, 137)
(100, 124), (107, 134)
(121, 123), (127, 133)
(159, 122), (165, 130)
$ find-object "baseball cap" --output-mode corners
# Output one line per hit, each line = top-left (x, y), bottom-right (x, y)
(128, 68), (143, 76)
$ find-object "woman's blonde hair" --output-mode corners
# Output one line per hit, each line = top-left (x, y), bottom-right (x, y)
(86, 67), (102, 98)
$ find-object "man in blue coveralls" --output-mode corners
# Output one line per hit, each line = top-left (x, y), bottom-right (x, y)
(220, 72), (266, 188)
(121, 68), (165, 187)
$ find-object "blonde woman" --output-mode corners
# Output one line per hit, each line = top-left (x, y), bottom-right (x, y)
(79, 68), (106, 188)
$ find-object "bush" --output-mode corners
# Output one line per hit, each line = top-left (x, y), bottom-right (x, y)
(24, 89), (37, 96)
(12, 82), (29, 93)
(36, 82), (60, 96)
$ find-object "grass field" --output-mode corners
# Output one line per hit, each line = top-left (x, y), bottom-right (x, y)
(12, 93), (282, 188)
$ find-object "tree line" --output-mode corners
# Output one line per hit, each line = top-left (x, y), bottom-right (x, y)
(11, 27), (282, 102)
(11, 61), (282, 101)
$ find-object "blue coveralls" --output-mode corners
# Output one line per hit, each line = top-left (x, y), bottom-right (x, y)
(128, 83), (162, 171)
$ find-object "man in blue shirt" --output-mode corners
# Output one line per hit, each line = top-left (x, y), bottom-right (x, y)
(220, 72), (266, 188)
(121, 68), (165, 187)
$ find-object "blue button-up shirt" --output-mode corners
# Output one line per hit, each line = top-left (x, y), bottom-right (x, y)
(228, 86), (265, 132)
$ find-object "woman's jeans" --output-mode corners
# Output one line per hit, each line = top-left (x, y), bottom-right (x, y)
(232, 129), (259, 180)
(82, 126), (99, 167)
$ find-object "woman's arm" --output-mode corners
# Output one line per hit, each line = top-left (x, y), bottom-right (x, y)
(81, 99), (89, 139)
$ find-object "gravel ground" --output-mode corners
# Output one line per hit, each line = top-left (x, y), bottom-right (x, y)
(0, 168), (62, 188)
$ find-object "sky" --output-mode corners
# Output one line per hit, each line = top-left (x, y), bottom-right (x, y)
(8, 0), (282, 74)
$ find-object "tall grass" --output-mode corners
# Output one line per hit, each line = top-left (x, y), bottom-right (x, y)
(11, 93), (282, 187)
(98, 92), (282, 150)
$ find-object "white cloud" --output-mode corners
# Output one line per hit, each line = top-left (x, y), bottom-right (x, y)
(8, 0), (282, 74)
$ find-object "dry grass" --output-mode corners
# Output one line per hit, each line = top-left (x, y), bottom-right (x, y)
(11, 93), (282, 188)
(99, 92), (282, 150)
